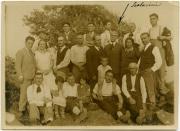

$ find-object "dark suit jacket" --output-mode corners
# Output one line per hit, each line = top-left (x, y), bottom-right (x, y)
(60, 31), (76, 48)
(104, 42), (123, 74)
(86, 46), (104, 79)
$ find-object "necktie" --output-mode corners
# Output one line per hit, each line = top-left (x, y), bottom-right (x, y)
(37, 86), (41, 93)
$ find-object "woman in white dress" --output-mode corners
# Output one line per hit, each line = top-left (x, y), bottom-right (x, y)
(35, 40), (57, 91)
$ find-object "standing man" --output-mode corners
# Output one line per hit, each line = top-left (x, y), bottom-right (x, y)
(138, 32), (162, 107)
(86, 34), (104, 92)
(83, 23), (96, 47)
(53, 36), (71, 80)
(104, 30), (122, 86)
(15, 36), (36, 117)
(60, 22), (76, 48)
(149, 13), (171, 94)
(70, 34), (89, 82)
(101, 20), (112, 48)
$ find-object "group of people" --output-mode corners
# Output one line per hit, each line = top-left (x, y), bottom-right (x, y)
(15, 13), (173, 125)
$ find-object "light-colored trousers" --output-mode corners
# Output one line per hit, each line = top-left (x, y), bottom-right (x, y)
(141, 69), (156, 104)
(29, 104), (53, 122)
(19, 79), (32, 112)
(151, 39), (166, 90)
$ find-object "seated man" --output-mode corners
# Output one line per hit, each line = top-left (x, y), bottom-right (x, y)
(122, 63), (147, 124)
(62, 73), (87, 122)
(92, 70), (130, 121)
(27, 71), (53, 125)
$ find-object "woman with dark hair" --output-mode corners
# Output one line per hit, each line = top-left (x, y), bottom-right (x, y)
(120, 37), (140, 85)
(35, 40), (57, 91)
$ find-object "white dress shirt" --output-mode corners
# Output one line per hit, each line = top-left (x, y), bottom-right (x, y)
(27, 83), (52, 107)
(93, 80), (121, 96)
(122, 74), (147, 103)
(70, 45), (89, 65)
(101, 30), (111, 48)
(54, 45), (71, 69)
(138, 43), (162, 72)
(62, 82), (79, 98)
(149, 25), (163, 39)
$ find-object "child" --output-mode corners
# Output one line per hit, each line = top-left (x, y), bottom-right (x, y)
(97, 57), (112, 83)
(78, 76), (91, 106)
(62, 73), (87, 122)
(52, 76), (66, 119)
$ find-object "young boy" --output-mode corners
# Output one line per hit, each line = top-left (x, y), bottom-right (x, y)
(52, 76), (66, 119)
(62, 73), (87, 122)
(97, 57), (112, 83)
(78, 76), (91, 106)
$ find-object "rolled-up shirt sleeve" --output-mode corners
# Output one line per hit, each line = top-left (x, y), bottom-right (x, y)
(115, 85), (121, 95)
(93, 84), (98, 95)
(140, 77), (147, 103)
(151, 46), (162, 72)
(121, 75), (131, 98)
(57, 49), (70, 69)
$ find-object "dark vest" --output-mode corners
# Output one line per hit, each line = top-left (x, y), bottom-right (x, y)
(56, 47), (69, 65)
(139, 44), (155, 71)
(126, 74), (143, 109)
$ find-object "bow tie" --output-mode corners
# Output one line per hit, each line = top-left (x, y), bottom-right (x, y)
(36, 86), (41, 93)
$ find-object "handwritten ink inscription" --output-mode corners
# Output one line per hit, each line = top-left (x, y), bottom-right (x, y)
(118, 1), (161, 24)
(131, 1), (161, 7)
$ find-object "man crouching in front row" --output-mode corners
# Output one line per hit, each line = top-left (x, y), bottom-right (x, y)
(27, 71), (53, 125)
(92, 70), (131, 123)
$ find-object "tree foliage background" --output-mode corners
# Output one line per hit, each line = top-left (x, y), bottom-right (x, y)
(23, 5), (130, 46)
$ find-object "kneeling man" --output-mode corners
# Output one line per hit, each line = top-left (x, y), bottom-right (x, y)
(122, 63), (147, 124)
(27, 71), (53, 125)
(92, 70), (128, 121)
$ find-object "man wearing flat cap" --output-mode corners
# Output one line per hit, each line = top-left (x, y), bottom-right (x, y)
(122, 62), (147, 124)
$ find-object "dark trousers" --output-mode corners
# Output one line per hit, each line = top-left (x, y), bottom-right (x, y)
(114, 73), (121, 87)
(123, 92), (142, 121)
(93, 96), (121, 120)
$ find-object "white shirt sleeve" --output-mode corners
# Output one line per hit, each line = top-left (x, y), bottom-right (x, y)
(121, 75), (131, 98)
(70, 46), (77, 65)
(151, 46), (162, 72)
(93, 84), (98, 94)
(57, 49), (70, 69)
(140, 77), (147, 103)
(115, 84), (121, 94)
(27, 85), (35, 104)
(44, 85), (52, 100)
(101, 33), (105, 48)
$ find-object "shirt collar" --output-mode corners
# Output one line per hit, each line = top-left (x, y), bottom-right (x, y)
(94, 46), (100, 51)
(144, 42), (151, 51)
(65, 31), (70, 35)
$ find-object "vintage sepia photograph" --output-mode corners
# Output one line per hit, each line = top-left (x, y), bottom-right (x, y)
(1, 1), (179, 129)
